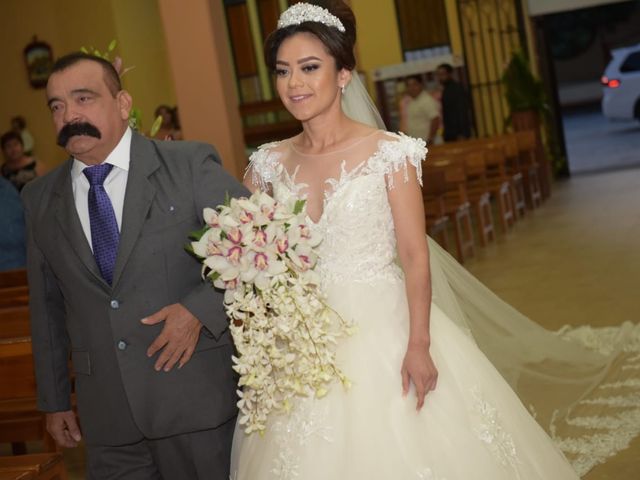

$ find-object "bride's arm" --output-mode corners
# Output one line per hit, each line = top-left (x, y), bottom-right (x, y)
(387, 164), (438, 410)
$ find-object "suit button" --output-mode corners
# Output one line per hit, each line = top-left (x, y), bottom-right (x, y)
(110, 300), (119, 309)
(117, 340), (128, 351)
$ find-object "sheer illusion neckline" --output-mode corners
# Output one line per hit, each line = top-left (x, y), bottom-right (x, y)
(287, 129), (379, 157)
(280, 133), (390, 225)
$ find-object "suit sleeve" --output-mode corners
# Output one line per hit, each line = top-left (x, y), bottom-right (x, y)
(180, 144), (250, 339)
(22, 186), (72, 412)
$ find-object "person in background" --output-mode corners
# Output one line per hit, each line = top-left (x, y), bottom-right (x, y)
(400, 75), (440, 145)
(0, 176), (26, 271)
(1, 131), (44, 191)
(11, 116), (35, 155)
(152, 104), (182, 141)
(436, 63), (472, 142)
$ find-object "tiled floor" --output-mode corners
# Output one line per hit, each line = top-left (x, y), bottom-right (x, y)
(465, 167), (640, 479)
(7, 167), (640, 478)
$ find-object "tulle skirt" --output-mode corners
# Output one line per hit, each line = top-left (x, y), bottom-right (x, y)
(231, 276), (579, 479)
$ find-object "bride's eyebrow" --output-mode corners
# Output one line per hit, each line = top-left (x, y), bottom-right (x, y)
(276, 56), (322, 66)
(297, 56), (322, 64)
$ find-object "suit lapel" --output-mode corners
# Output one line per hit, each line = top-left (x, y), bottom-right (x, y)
(53, 160), (107, 286)
(111, 133), (159, 288)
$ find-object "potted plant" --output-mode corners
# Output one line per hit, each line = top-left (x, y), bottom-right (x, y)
(502, 51), (568, 181)
(502, 50), (548, 130)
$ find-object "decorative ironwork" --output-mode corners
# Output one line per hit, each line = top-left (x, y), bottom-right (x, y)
(457, 0), (528, 136)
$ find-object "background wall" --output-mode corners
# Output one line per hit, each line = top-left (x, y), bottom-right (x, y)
(0, 0), (175, 169)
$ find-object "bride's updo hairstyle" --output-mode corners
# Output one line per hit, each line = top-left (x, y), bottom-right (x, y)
(265, 1), (357, 72)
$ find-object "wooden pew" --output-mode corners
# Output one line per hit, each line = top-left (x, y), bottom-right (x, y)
(426, 159), (475, 263)
(0, 453), (67, 480)
(0, 307), (30, 340)
(0, 471), (35, 480)
(239, 99), (302, 147)
(0, 271), (27, 290)
(0, 338), (56, 455)
(423, 169), (450, 251)
(0, 287), (29, 309)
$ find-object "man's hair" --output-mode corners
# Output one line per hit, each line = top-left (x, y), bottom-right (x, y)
(51, 52), (122, 96)
(1, 131), (23, 150)
(437, 63), (454, 74)
(405, 74), (423, 84)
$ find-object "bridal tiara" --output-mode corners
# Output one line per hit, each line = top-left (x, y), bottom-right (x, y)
(277, 3), (346, 32)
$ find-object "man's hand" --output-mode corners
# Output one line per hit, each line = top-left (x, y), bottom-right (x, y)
(141, 303), (203, 372)
(46, 411), (81, 448)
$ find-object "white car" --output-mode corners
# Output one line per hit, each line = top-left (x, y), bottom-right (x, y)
(601, 43), (640, 121)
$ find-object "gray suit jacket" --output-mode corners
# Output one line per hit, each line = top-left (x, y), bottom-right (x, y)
(22, 132), (248, 446)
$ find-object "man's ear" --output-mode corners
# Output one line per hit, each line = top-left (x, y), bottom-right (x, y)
(117, 90), (133, 121)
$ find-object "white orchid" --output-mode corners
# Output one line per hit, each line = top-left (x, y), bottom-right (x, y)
(191, 189), (353, 434)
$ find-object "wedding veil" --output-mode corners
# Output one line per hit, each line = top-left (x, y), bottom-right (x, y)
(341, 75), (640, 476)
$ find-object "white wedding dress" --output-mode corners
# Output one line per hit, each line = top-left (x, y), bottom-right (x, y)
(230, 130), (640, 479)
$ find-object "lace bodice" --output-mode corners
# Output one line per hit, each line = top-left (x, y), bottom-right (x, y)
(248, 131), (427, 285)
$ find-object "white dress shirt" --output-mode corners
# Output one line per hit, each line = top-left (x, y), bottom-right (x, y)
(405, 91), (440, 141)
(71, 128), (132, 250)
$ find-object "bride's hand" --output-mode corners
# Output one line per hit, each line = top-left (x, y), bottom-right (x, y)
(401, 344), (438, 411)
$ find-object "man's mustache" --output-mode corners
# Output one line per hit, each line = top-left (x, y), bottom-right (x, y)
(57, 122), (101, 147)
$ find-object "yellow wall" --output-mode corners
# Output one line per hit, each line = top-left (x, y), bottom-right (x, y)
(349, 0), (467, 94)
(0, 0), (68, 167)
(111, 0), (176, 133)
(350, 0), (403, 92)
(0, 0), (175, 169)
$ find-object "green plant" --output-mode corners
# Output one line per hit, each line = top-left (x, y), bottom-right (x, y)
(501, 51), (548, 113)
(502, 51), (569, 176)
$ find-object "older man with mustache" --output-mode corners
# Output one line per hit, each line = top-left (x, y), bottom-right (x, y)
(21, 52), (248, 479)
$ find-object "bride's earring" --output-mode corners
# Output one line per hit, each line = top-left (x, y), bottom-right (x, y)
(341, 85), (346, 94)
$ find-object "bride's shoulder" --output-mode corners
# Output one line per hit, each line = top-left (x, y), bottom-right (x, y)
(370, 131), (427, 165)
(377, 131), (427, 153)
(247, 139), (290, 189)
(367, 131), (428, 188)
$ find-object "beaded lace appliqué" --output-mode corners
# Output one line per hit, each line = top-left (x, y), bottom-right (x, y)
(470, 387), (522, 479)
(270, 399), (333, 479)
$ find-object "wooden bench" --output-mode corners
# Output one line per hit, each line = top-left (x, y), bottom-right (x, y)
(0, 338), (56, 455)
(0, 471), (35, 480)
(0, 307), (30, 340)
(0, 271), (27, 290)
(0, 453), (67, 480)
(240, 99), (302, 147)
(0, 287), (29, 309)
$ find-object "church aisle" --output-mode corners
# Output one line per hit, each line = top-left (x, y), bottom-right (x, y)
(465, 167), (640, 479)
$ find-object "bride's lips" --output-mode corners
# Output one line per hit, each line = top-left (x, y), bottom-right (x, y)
(289, 94), (312, 103)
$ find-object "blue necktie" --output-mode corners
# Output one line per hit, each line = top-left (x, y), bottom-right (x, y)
(84, 164), (119, 285)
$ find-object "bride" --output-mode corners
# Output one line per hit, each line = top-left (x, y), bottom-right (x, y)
(230, 2), (640, 478)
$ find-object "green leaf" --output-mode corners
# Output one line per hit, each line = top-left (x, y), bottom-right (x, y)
(293, 199), (306, 215)
(209, 271), (221, 281)
(150, 115), (163, 138)
(220, 230), (228, 240)
(189, 224), (210, 241)
(80, 46), (88, 54)
(108, 39), (117, 52)
(128, 107), (142, 131)
(224, 191), (231, 207)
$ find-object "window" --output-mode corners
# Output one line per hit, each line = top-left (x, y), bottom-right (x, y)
(395, 0), (450, 60)
(620, 51), (640, 73)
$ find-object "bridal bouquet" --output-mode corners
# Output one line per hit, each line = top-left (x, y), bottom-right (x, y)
(190, 191), (352, 434)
